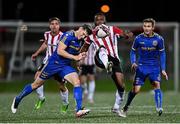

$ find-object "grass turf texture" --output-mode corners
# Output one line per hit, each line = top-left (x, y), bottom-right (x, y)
(0, 92), (180, 123)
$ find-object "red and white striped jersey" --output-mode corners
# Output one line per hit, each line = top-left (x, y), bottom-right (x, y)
(81, 44), (96, 65)
(87, 26), (123, 60)
(43, 31), (63, 64)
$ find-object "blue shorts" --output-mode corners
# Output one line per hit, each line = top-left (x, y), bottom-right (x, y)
(39, 60), (77, 80)
(133, 65), (161, 86)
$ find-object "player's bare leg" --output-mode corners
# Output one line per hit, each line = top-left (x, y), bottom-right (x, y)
(11, 78), (45, 113)
(59, 83), (69, 114)
(111, 72), (125, 114)
(34, 71), (46, 109)
(120, 85), (141, 117)
(87, 74), (95, 103)
(80, 75), (88, 101)
(64, 72), (90, 117)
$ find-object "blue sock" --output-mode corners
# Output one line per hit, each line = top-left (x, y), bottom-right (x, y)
(154, 89), (163, 108)
(16, 84), (33, 103)
(73, 86), (83, 112)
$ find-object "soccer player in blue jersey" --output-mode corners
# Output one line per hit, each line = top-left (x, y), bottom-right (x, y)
(11, 24), (93, 117)
(119, 18), (168, 117)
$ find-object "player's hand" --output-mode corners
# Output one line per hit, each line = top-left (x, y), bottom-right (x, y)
(74, 52), (87, 61)
(31, 53), (38, 61)
(131, 63), (138, 71)
(124, 30), (133, 39)
(162, 70), (168, 80)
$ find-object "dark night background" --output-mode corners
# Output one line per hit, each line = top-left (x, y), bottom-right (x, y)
(1, 0), (180, 22)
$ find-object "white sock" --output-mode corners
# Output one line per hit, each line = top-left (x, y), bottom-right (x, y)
(60, 89), (69, 105)
(88, 80), (95, 101)
(82, 82), (88, 94)
(113, 90), (124, 109)
(98, 47), (108, 69)
(36, 85), (45, 100)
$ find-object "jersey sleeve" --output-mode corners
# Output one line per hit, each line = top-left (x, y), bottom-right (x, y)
(131, 36), (139, 51)
(158, 36), (166, 70)
(44, 33), (48, 41)
(113, 26), (123, 35)
(157, 36), (165, 51)
(60, 34), (71, 46)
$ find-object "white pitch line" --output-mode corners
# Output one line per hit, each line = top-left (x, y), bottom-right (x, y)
(88, 105), (180, 110)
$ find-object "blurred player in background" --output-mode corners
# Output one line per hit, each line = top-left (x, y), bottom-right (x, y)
(11, 24), (92, 117)
(79, 44), (96, 103)
(31, 17), (69, 112)
(119, 18), (168, 117)
(80, 12), (133, 116)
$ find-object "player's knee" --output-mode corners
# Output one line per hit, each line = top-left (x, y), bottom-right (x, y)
(59, 84), (67, 92)
(32, 79), (44, 89)
(73, 79), (81, 87)
(132, 87), (141, 94)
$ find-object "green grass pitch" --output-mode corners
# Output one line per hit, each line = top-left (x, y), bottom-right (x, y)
(0, 92), (180, 123)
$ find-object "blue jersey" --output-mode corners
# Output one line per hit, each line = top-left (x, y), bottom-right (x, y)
(130, 33), (166, 70)
(49, 31), (81, 66)
(39, 31), (81, 80)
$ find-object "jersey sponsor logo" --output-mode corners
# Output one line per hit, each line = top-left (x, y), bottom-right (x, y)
(141, 47), (156, 51)
(69, 45), (80, 51)
(153, 40), (158, 46)
(139, 41), (145, 44)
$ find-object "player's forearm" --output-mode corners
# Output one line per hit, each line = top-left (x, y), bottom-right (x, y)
(34, 42), (47, 55)
(58, 49), (75, 60)
(130, 49), (136, 64)
(160, 50), (166, 71)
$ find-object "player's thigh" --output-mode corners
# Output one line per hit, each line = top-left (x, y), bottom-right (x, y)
(34, 71), (41, 80)
(149, 68), (161, 85)
(39, 62), (60, 80)
(87, 65), (96, 81)
(64, 72), (80, 86)
(31, 77), (45, 90)
(34, 63), (45, 80)
(54, 74), (67, 92)
(151, 81), (161, 89)
(87, 74), (95, 81)
(80, 75), (87, 84)
(133, 67), (146, 86)
(132, 85), (142, 93)
(59, 66), (79, 86)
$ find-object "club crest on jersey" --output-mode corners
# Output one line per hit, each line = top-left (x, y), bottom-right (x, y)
(153, 40), (158, 46)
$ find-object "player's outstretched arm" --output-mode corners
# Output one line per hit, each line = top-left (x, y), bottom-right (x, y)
(31, 40), (47, 61)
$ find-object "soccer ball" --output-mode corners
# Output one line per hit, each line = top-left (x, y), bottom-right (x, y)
(96, 24), (109, 38)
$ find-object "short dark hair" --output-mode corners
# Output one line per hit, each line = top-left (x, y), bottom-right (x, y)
(82, 24), (93, 35)
(94, 12), (106, 23)
(143, 18), (156, 27)
(49, 17), (61, 23)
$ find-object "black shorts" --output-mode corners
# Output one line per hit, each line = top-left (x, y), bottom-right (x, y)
(94, 50), (123, 73)
(80, 65), (95, 75)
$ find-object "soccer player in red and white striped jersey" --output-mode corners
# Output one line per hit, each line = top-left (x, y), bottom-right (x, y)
(79, 44), (96, 103)
(31, 17), (69, 111)
(82, 12), (133, 116)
